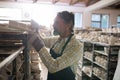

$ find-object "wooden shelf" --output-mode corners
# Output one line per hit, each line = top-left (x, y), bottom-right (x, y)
(83, 56), (93, 62)
(94, 50), (108, 56)
(101, 32), (120, 37)
(0, 31), (30, 80)
(82, 70), (92, 78)
(79, 39), (120, 47)
(93, 62), (107, 70)
(93, 72), (106, 80)
(81, 40), (119, 80)
(0, 47), (24, 69)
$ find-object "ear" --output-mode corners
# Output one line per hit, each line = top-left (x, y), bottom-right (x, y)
(66, 22), (72, 30)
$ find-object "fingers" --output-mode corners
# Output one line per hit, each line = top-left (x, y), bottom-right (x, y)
(32, 35), (44, 52)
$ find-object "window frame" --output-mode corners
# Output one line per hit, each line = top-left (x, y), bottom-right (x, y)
(74, 12), (82, 29)
(91, 13), (109, 28)
(117, 15), (120, 27)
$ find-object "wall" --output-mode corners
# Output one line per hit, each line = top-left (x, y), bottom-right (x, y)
(82, 9), (120, 28)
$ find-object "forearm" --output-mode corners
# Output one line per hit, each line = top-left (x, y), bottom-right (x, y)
(38, 47), (58, 73)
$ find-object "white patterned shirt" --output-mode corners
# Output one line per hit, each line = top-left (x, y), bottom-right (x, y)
(38, 35), (82, 79)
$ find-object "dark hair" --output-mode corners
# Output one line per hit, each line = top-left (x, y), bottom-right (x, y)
(57, 11), (74, 32)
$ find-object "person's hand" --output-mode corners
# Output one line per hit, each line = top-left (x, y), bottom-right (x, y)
(28, 32), (37, 45)
(32, 33), (45, 52)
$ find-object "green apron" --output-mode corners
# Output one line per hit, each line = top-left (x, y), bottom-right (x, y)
(48, 34), (75, 80)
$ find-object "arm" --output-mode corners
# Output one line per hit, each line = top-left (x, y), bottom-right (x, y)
(31, 33), (82, 73)
(38, 40), (82, 73)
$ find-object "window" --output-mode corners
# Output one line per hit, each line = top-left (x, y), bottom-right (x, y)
(0, 8), (22, 24)
(74, 13), (82, 29)
(91, 14), (109, 28)
(117, 16), (120, 27)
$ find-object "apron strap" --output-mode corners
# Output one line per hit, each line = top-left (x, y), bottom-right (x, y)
(60, 34), (73, 55)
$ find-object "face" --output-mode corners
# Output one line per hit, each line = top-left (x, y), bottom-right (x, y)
(53, 15), (69, 35)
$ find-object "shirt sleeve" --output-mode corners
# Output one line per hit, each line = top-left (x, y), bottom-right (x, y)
(43, 36), (58, 48)
(38, 41), (82, 73)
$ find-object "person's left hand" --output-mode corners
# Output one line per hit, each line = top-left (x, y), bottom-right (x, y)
(29, 32), (45, 52)
(32, 33), (45, 52)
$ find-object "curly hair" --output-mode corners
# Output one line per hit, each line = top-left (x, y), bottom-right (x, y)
(57, 11), (74, 33)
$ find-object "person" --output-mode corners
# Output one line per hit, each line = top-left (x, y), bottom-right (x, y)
(30, 11), (82, 80)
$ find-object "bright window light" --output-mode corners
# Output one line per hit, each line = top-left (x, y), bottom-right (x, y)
(74, 12), (82, 29)
(0, 8), (22, 20)
(30, 5), (57, 29)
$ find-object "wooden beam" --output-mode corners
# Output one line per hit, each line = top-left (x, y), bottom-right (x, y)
(84, 0), (120, 12)
(86, 0), (100, 6)
(84, 0), (89, 6)
(52, 0), (60, 4)
(69, 0), (84, 5)
(33, 0), (37, 3)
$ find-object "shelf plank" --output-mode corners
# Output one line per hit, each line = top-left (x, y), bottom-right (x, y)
(93, 72), (106, 80)
(94, 50), (108, 56)
(94, 62), (107, 70)
(79, 39), (120, 47)
(82, 70), (92, 77)
(101, 32), (120, 37)
(94, 50), (118, 55)
(93, 42), (120, 47)
(83, 56), (93, 62)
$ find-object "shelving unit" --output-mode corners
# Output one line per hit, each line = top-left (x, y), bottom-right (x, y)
(0, 31), (30, 80)
(81, 41), (93, 80)
(81, 40), (120, 80)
